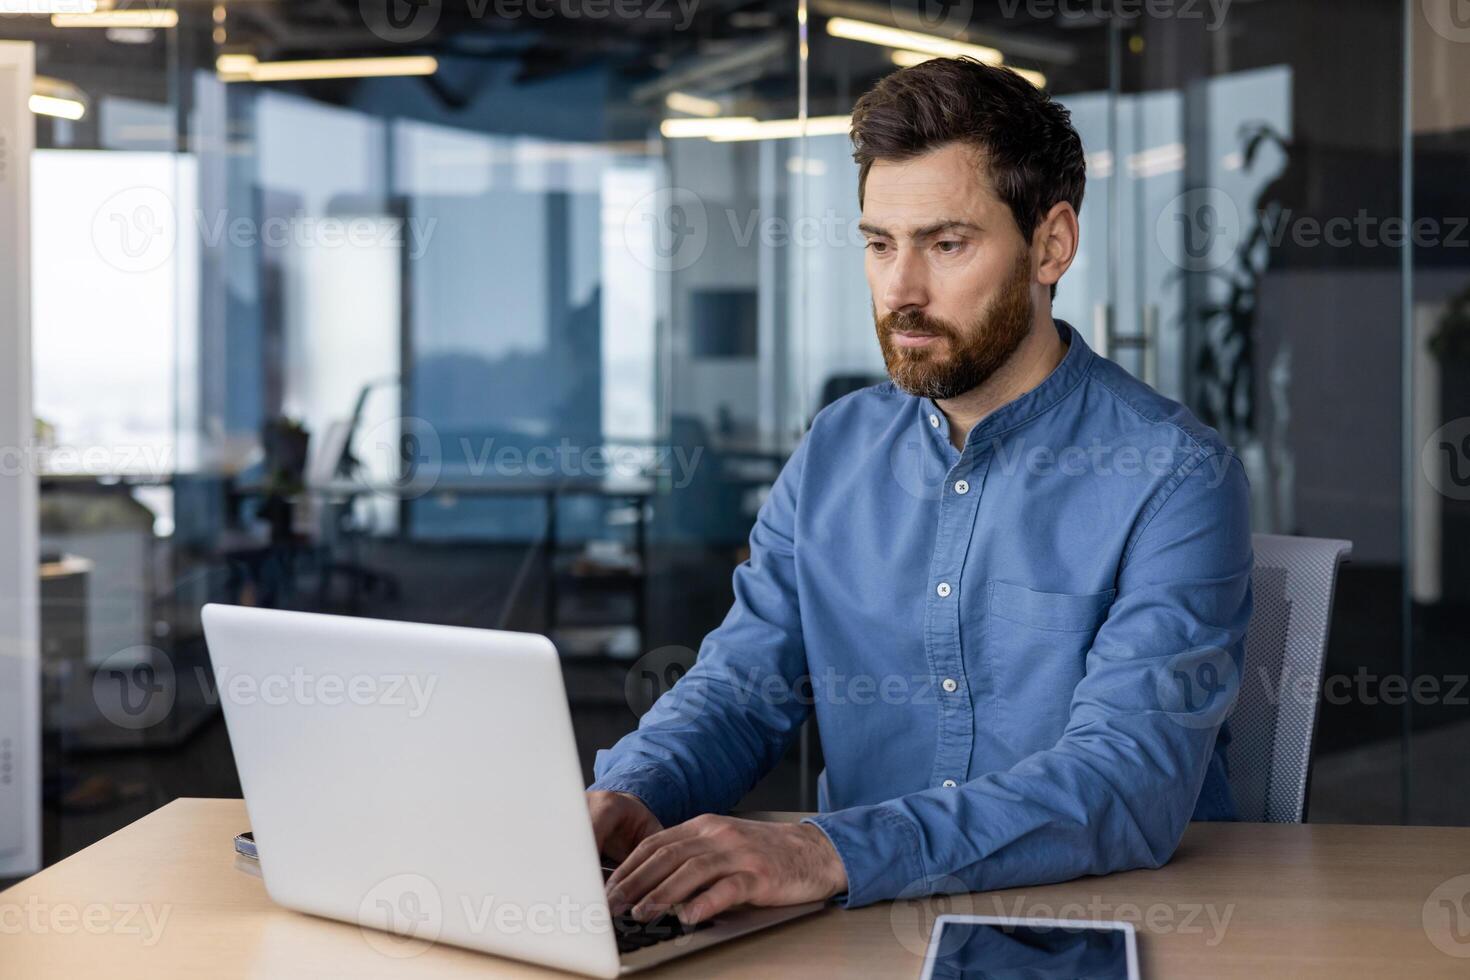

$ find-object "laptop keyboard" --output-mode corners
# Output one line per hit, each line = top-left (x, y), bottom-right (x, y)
(613, 911), (708, 954)
(601, 860), (712, 954)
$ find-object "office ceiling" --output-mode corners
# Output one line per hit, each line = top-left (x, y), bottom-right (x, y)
(2, 0), (1133, 138)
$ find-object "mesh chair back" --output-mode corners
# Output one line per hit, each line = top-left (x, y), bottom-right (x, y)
(1227, 533), (1352, 823)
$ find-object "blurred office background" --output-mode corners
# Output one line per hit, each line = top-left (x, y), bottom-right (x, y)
(2, 0), (1468, 872)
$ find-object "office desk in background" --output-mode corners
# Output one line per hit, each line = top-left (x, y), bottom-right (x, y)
(3, 799), (1469, 978)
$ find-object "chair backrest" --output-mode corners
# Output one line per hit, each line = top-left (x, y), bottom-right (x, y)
(1227, 533), (1352, 823)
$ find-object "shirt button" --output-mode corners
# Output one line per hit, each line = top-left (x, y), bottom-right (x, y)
(928, 413), (940, 428)
(954, 479), (969, 495)
(936, 582), (952, 598)
(942, 678), (958, 693)
(942, 779), (958, 788)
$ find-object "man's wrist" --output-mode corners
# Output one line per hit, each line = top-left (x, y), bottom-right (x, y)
(796, 821), (848, 899)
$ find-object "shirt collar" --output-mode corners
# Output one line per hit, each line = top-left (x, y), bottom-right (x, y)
(917, 318), (1095, 456)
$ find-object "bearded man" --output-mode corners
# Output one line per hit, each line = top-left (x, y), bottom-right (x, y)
(590, 56), (1253, 926)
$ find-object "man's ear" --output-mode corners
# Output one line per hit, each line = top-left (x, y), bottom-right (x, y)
(1034, 202), (1079, 291)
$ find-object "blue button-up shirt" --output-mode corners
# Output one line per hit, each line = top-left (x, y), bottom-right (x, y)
(591, 320), (1253, 908)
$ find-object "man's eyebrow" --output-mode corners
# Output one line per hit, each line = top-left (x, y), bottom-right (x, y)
(858, 219), (982, 239)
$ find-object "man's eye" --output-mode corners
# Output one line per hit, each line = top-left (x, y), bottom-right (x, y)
(935, 240), (963, 254)
(865, 240), (889, 254)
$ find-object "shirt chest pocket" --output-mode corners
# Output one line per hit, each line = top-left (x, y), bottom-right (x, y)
(980, 580), (1116, 752)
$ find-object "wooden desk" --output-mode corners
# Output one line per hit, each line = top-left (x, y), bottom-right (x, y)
(3, 799), (1469, 977)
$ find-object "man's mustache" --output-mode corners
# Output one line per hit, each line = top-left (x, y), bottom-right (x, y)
(878, 311), (959, 341)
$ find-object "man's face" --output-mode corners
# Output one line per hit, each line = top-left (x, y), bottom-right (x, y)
(861, 142), (1036, 400)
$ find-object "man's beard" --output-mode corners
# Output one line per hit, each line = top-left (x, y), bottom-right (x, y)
(875, 252), (1034, 401)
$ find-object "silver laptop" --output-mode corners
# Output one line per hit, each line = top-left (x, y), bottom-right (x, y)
(202, 604), (825, 978)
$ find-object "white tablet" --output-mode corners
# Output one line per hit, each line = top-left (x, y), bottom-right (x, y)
(919, 914), (1141, 979)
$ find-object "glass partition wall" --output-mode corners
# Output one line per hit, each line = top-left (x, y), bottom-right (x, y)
(1407, 4), (1470, 825)
(6, 0), (1466, 872)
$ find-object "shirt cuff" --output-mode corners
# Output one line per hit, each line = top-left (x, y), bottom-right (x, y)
(802, 804), (928, 909)
(587, 762), (688, 829)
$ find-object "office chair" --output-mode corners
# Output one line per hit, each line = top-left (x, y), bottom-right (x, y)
(314, 377), (403, 608)
(1226, 533), (1353, 823)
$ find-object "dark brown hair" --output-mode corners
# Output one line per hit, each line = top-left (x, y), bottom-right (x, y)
(850, 57), (1086, 296)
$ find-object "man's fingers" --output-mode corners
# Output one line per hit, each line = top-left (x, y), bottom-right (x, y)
(605, 823), (697, 892)
(630, 854), (731, 921)
(679, 873), (755, 926)
(606, 837), (705, 913)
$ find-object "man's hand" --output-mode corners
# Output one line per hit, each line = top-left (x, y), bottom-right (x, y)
(587, 791), (663, 862)
(604, 814), (847, 926)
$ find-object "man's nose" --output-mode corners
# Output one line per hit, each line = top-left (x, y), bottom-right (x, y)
(882, 250), (928, 313)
